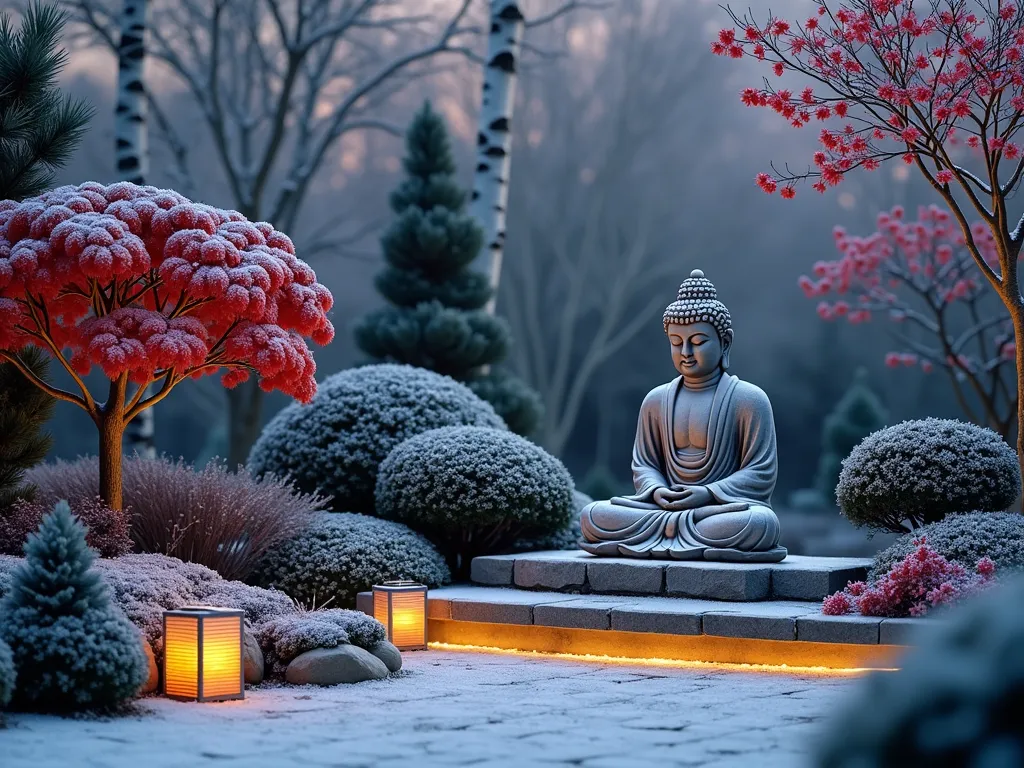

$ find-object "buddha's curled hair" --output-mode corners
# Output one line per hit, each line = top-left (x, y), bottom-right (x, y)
(663, 269), (732, 340)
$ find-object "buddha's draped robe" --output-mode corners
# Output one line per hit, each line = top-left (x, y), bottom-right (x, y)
(579, 373), (785, 561)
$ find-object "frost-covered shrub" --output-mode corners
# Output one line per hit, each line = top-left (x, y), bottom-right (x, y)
(0, 495), (131, 557)
(823, 538), (996, 618)
(871, 512), (1024, 581)
(507, 489), (590, 553)
(249, 512), (450, 608)
(255, 609), (386, 679)
(0, 503), (148, 711)
(376, 426), (576, 574)
(25, 456), (324, 580)
(247, 364), (506, 513)
(0, 636), (13, 708)
(815, 575), (1024, 767)
(837, 418), (1020, 532)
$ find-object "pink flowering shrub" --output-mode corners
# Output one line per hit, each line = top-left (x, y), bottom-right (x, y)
(0, 182), (334, 510)
(0, 495), (131, 557)
(823, 538), (997, 618)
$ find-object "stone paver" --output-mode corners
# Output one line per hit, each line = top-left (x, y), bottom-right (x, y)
(0, 650), (860, 768)
(796, 616), (881, 645)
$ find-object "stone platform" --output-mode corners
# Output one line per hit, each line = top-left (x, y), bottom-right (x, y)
(470, 550), (872, 602)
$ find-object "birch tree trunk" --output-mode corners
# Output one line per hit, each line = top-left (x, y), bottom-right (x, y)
(115, 0), (156, 458)
(471, 0), (524, 315)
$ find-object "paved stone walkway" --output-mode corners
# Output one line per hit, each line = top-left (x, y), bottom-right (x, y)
(1, 650), (859, 768)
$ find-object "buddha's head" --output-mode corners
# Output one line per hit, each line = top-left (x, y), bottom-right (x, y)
(663, 269), (733, 378)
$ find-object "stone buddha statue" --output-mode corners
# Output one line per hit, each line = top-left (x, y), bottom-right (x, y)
(579, 269), (787, 562)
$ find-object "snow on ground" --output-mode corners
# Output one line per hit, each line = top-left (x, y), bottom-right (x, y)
(1, 650), (859, 768)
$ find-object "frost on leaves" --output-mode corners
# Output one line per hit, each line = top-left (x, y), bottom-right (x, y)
(0, 181), (333, 405)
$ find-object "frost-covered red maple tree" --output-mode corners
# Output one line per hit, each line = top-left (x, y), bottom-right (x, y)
(715, 0), (1024, 489)
(0, 182), (334, 510)
(802, 203), (1017, 438)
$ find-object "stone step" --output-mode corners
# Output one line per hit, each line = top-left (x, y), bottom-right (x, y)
(356, 585), (936, 669)
(470, 550), (872, 602)
(356, 585), (932, 647)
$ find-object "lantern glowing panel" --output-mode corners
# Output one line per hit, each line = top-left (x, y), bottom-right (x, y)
(163, 606), (245, 701)
(373, 581), (428, 651)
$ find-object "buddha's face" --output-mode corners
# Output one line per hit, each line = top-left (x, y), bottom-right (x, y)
(667, 321), (730, 378)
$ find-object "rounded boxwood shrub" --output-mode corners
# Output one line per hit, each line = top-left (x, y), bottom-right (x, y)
(0, 503), (148, 711)
(248, 512), (450, 608)
(247, 364), (506, 513)
(0, 636), (13, 708)
(507, 489), (590, 553)
(814, 575), (1024, 767)
(376, 426), (576, 575)
(870, 512), (1024, 581)
(837, 418), (1020, 533)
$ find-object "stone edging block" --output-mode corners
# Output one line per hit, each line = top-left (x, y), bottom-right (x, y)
(796, 615), (881, 645)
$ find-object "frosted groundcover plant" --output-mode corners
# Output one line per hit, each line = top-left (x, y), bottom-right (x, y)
(248, 364), (505, 513)
(0, 551), (387, 681)
(837, 418), (1020, 532)
(823, 538), (997, 618)
(256, 610), (386, 679)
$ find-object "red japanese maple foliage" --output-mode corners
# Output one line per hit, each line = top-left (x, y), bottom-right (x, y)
(714, 1), (1024, 497)
(0, 182), (334, 509)
(801, 203), (1017, 437)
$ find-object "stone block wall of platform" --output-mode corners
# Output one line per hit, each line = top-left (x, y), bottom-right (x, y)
(470, 551), (872, 602)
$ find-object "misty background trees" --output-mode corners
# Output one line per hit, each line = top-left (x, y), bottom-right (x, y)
(38, 0), (975, 500)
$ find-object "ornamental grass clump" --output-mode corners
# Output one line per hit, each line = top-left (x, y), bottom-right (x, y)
(249, 511), (450, 609)
(815, 575), (1024, 768)
(0, 495), (131, 557)
(823, 538), (996, 619)
(837, 418), (1020, 533)
(25, 455), (324, 580)
(871, 512), (1024, 581)
(255, 609), (386, 679)
(248, 364), (506, 513)
(0, 502), (148, 711)
(376, 426), (576, 575)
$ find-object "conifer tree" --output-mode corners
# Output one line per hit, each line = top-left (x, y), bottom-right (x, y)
(354, 102), (542, 436)
(0, 3), (88, 505)
(814, 368), (888, 504)
(0, 2), (92, 201)
(0, 348), (54, 508)
(0, 502), (147, 711)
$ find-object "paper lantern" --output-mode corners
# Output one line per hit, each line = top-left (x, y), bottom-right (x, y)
(163, 606), (245, 701)
(373, 581), (428, 651)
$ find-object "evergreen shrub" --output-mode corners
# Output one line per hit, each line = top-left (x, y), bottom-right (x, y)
(0, 502), (147, 711)
(837, 418), (1020, 532)
(248, 364), (505, 513)
(376, 426), (575, 574)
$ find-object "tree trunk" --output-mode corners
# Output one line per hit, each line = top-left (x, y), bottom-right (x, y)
(470, 0), (525, 315)
(227, 379), (264, 468)
(1013, 302), (1024, 513)
(98, 377), (128, 512)
(116, 0), (157, 459)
